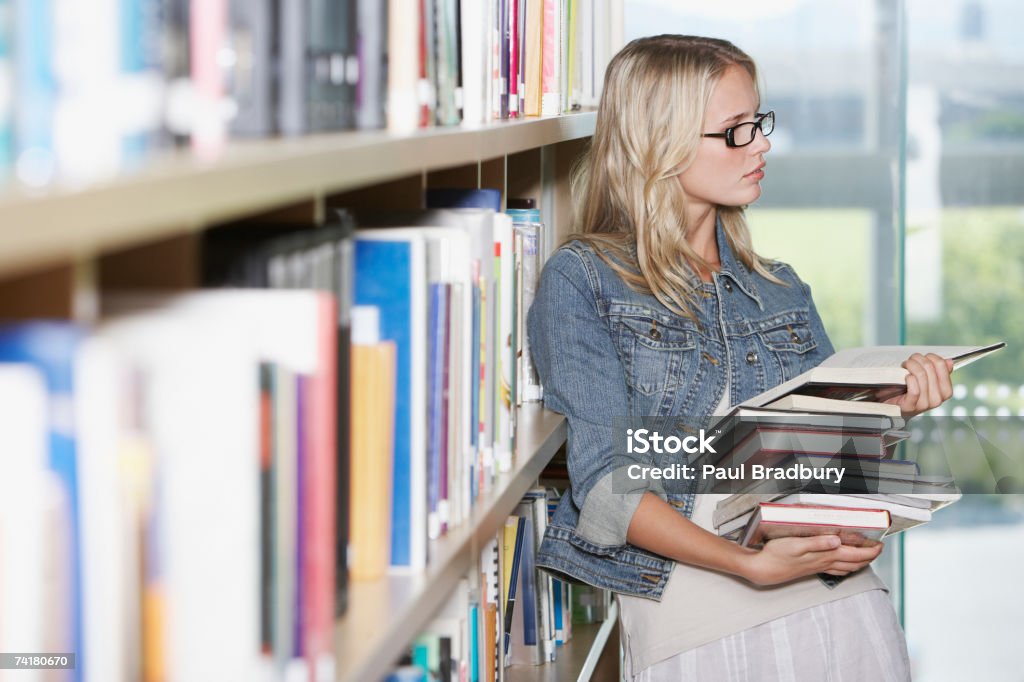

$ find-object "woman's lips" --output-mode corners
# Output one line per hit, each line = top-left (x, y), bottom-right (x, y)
(745, 165), (765, 179)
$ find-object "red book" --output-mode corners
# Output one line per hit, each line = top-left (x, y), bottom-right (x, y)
(302, 294), (338, 673)
(740, 502), (891, 548)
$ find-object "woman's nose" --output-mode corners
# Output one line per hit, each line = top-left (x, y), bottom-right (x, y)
(750, 128), (771, 154)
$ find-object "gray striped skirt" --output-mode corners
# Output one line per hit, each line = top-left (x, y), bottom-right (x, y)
(631, 590), (912, 682)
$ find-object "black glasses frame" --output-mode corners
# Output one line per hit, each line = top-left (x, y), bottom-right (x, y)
(702, 111), (775, 148)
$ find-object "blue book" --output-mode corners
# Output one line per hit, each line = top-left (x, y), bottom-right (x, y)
(354, 235), (427, 569)
(518, 515), (538, 647)
(14, 0), (55, 184)
(118, 0), (163, 164)
(426, 188), (502, 211)
(426, 282), (449, 540)
(469, 602), (480, 682)
(0, 322), (84, 682)
(503, 516), (527, 657)
(0, 0), (12, 177)
(552, 578), (564, 645)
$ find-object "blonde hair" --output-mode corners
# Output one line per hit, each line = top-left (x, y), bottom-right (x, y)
(570, 34), (782, 319)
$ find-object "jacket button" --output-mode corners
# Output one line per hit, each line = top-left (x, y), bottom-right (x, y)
(723, 280), (733, 292)
(746, 351), (758, 364)
(791, 332), (801, 342)
(649, 328), (661, 340)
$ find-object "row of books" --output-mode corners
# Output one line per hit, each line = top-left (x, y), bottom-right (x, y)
(0, 196), (548, 681)
(0, 0), (610, 186)
(386, 488), (587, 682)
(0, 303), (338, 682)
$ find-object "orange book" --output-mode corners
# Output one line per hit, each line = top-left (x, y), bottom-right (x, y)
(349, 308), (397, 581)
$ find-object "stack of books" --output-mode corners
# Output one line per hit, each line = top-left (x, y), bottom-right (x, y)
(709, 343), (1004, 547)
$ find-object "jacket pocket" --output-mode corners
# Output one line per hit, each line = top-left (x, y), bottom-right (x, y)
(755, 310), (818, 380)
(609, 306), (697, 396)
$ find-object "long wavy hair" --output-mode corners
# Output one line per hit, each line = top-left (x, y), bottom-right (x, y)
(570, 34), (782, 319)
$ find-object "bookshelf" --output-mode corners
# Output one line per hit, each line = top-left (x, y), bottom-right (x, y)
(0, 109), (620, 680)
(0, 113), (596, 279)
(336, 403), (566, 682)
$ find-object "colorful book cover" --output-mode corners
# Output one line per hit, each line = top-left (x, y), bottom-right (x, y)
(349, 307), (396, 580)
(13, 0), (56, 185)
(427, 282), (449, 539)
(355, 0), (386, 129)
(540, 0), (560, 115)
(0, 0), (12, 177)
(354, 236), (428, 570)
(0, 323), (84, 682)
(302, 295), (338, 669)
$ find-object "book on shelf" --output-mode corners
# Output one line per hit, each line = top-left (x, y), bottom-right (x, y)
(735, 502), (892, 549)
(354, 231), (429, 569)
(0, 322), (84, 682)
(501, 515), (527, 660)
(348, 306), (397, 581)
(0, 363), (72, 677)
(735, 342), (1006, 411)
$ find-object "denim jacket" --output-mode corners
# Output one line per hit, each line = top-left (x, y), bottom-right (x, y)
(526, 219), (835, 600)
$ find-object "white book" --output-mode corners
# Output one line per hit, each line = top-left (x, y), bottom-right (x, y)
(75, 339), (132, 682)
(97, 309), (261, 682)
(494, 213), (515, 472)
(460, 0), (488, 123)
(0, 364), (51, 682)
(737, 342), (1005, 409)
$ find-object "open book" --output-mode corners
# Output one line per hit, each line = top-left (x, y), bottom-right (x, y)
(736, 342), (1005, 411)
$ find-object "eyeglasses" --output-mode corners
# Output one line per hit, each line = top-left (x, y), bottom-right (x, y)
(702, 111), (775, 148)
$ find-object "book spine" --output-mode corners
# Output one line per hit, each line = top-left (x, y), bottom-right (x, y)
(190, 0), (229, 153)
(308, 0), (357, 131)
(427, 282), (445, 540)
(459, 0), (486, 123)
(273, 366), (297, 668)
(355, 0), (386, 129)
(508, 0), (519, 117)
(119, 0), (165, 161)
(13, 0), (55, 185)
(388, 0), (420, 132)
(0, 0), (11, 178)
(278, 0), (307, 135)
(302, 296), (337, 671)
(523, 0), (542, 116)
(540, 0), (559, 115)
(294, 375), (306, 657)
(439, 283), (452, 534)
(499, 0), (510, 119)
(228, 0), (273, 136)
(259, 364), (274, 654)
(349, 313), (396, 581)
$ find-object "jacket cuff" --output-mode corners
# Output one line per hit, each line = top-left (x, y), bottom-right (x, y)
(574, 467), (661, 548)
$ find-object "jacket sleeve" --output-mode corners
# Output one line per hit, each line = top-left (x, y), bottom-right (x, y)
(527, 247), (654, 549)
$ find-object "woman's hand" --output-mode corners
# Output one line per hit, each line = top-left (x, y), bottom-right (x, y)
(739, 535), (884, 586)
(884, 352), (954, 418)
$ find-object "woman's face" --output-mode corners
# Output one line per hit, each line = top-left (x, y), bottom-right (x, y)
(677, 65), (770, 211)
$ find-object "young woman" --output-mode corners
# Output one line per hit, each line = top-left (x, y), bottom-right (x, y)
(527, 35), (953, 680)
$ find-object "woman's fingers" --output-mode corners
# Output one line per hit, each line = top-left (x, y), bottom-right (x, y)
(896, 353), (956, 416)
(927, 353), (955, 402)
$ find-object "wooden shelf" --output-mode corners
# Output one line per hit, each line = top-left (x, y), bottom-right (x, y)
(333, 403), (567, 682)
(0, 111), (596, 278)
(506, 602), (620, 682)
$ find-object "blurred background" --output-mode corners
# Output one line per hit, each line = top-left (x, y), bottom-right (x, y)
(625, 1), (1024, 680)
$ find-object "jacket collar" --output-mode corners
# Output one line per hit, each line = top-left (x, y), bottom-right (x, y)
(713, 216), (764, 311)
